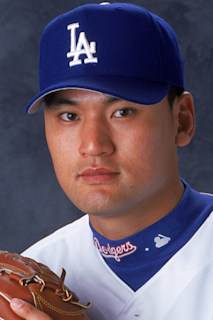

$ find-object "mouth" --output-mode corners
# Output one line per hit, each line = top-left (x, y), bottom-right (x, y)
(78, 167), (120, 184)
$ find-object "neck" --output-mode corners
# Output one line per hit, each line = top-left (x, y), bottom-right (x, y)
(89, 178), (184, 241)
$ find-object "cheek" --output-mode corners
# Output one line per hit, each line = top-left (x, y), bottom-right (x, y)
(117, 124), (159, 158)
(45, 129), (77, 185)
(118, 122), (175, 176)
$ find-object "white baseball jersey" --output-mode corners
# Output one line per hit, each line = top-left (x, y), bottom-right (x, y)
(23, 211), (213, 320)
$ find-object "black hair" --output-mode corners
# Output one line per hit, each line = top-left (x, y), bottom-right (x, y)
(44, 92), (58, 106)
(167, 85), (184, 108)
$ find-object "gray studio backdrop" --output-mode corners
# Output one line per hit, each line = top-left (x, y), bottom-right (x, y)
(0, 0), (213, 253)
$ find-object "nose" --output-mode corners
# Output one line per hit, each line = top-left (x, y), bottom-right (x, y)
(79, 118), (115, 158)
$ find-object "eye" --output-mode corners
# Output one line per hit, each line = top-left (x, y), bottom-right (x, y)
(113, 108), (133, 118)
(60, 112), (79, 121)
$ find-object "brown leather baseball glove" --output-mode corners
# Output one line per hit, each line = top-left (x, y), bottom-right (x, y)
(0, 250), (92, 320)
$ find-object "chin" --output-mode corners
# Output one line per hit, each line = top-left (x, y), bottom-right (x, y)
(70, 188), (115, 213)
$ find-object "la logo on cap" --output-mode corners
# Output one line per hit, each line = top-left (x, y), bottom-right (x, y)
(67, 23), (98, 67)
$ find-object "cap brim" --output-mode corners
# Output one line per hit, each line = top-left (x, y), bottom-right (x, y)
(25, 75), (170, 114)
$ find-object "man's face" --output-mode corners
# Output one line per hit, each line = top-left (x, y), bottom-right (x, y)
(44, 89), (179, 220)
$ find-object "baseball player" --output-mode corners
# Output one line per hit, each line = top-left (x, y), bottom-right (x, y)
(10, 3), (213, 320)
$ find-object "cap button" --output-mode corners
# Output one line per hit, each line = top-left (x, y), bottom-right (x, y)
(100, 2), (110, 5)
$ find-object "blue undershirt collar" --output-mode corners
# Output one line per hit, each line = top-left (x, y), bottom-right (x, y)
(89, 180), (213, 291)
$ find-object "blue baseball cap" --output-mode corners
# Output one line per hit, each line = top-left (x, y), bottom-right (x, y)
(26, 2), (184, 114)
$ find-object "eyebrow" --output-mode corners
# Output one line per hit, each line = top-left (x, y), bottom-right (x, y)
(44, 96), (79, 110)
(103, 96), (121, 105)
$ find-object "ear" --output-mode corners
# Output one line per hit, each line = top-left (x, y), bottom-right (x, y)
(174, 92), (195, 147)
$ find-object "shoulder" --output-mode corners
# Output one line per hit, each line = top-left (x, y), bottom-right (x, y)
(26, 214), (89, 249)
(186, 183), (213, 223)
(183, 179), (213, 209)
(199, 191), (213, 201)
(22, 214), (91, 274)
(48, 213), (90, 240)
(195, 189), (213, 211)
